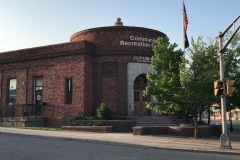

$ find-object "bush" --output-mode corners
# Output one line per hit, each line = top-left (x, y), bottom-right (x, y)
(97, 103), (112, 120)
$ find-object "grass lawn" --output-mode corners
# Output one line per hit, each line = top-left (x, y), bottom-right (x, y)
(2, 126), (60, 131)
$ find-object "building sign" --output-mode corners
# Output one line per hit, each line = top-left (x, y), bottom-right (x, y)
(120, 35), (156, 48)
(133, 56), (151, 63)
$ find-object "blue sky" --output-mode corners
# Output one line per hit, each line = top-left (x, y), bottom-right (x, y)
(0, 0), (239, 52)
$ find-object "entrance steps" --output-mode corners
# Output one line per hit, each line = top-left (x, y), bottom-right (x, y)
(135, 116), (179, 126)
(0, 117), (44, 127)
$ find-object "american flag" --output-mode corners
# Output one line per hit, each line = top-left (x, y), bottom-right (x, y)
(183, 2), (188, 31)
(183, 1), (189, 49)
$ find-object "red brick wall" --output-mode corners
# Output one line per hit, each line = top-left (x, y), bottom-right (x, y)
(0, 41), (95, 64)
(101, 77), (118, 114)
(117, 63), (128, 116)
(0, 52), (89, 126)
(83, 55), (93, 116)
(45, 55), (88, 125)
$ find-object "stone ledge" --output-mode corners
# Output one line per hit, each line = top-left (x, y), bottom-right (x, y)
(0, 117), (44, 127)
(133, 126), (168, 135)
(73, 120), (134, 132)
(133, 125), (222, 137)
(61, 126), (113, 133)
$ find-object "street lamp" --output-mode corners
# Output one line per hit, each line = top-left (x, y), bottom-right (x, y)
(218, 14), (240, 148)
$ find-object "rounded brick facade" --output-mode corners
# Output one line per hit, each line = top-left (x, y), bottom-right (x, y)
(0, 19), (167, 126)
(70, 26), (166, 55)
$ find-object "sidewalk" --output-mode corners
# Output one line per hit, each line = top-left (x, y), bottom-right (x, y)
(0, 127), (239, 155)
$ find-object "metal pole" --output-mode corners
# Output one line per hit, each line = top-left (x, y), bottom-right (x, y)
(230, 111), (233, 132)
(219, 32), (231, 148)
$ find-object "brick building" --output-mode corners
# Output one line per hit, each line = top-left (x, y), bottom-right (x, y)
(0, 18), (166, 126)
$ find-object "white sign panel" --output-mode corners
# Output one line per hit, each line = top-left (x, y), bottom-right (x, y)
(133, 56), (151, 63)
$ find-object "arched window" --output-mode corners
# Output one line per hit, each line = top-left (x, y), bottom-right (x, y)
(134, 74), (147, 89)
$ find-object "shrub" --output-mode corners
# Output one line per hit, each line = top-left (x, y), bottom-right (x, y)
(97, 103), (112, 120)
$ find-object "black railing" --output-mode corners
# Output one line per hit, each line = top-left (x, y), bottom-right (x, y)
(0, 103), (47, 120)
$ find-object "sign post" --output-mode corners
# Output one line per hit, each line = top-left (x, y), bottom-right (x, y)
(218, 14), (239, 148)
(218, 33), (230, 148)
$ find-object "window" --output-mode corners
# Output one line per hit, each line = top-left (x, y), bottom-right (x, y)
(143, 96), (147, 102)
(65, 78), (73, 104)
(134, 76), (141, 87)
(8, 79), (16, 105)
(134, 91), (139, 101)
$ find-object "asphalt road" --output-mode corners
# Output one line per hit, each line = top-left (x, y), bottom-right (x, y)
(0, 134), (239, 160)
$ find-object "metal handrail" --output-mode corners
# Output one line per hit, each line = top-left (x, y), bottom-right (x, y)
(0, 103), (47, 120)
(0, 102), (71, 121)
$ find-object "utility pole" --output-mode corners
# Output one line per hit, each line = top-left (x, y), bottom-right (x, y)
(218, 14), (240, 148)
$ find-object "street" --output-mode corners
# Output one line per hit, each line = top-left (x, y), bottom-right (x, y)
(0, 134), (238, 160)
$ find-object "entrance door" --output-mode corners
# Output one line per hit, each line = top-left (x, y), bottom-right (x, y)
(134, 74), (150, 116)
(34, 76), (43, 116)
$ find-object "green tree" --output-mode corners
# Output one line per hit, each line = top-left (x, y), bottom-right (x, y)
(145, 35), (239, 138)
(144, 37), (184, 114)
(145, 36), (219, 138)
(203, 40), (219, 124)
(180, 37), (219, 138)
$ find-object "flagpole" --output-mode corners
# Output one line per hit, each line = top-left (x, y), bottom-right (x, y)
(182, 0), (185, 52)
(183, 0), (189, 57)
(182, 0), (187, 124)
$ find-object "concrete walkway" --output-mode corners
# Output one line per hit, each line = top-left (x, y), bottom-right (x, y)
(0, 127), (239, 155)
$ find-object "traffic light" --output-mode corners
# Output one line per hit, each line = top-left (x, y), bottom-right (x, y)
(226, 80), (235, 95)
(214, 81), (224, 96)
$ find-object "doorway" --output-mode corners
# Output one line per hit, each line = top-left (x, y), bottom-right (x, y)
(34, 76), (43, 116)
(133, 74), (150, 116)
